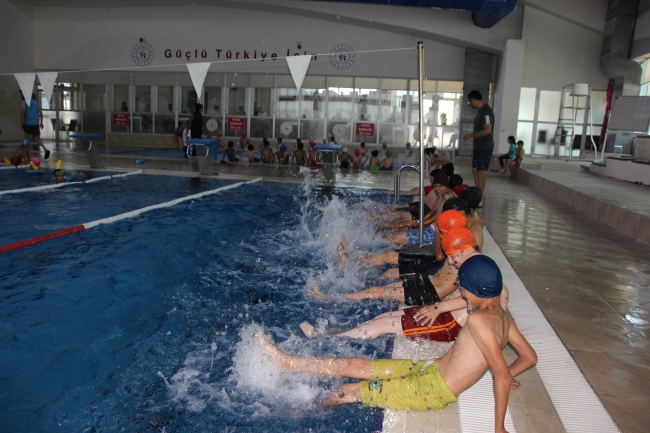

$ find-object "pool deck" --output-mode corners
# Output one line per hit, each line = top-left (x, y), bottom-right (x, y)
(3, 144), (649, 433)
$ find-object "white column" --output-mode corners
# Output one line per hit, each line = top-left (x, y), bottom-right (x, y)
(493, 39), (525, 154)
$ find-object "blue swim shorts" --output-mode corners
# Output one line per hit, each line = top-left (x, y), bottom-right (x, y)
(472, 148), (493, 171)
(405, 225), (435, 246)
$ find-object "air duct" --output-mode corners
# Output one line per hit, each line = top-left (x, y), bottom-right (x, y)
(600, 0), (642, 96)
(318, 0), (517, 28)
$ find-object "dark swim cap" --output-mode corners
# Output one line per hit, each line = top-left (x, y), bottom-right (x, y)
(432, 173), (449, 187)
(460, 187), (483, 210)
(443, 197), (469, 215)
(458, 255), (503, 299)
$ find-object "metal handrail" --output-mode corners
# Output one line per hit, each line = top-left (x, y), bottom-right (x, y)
(393, 164), (421, 204)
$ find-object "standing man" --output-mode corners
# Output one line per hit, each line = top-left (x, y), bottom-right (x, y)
(462, 90), (494, 194)
(20, 91), (50, 160)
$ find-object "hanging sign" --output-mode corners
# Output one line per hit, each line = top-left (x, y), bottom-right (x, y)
(112, 113), (129, 126)
(206, 118), (219, 132)
(332, 124), (347, 137)
(227, 117), (245, 131)
(280, 122), (293, 135)
(355, 123), (375, 137)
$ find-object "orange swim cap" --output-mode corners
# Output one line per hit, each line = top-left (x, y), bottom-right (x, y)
(442, 227), (477, 255)
(437, 210), (466, 234)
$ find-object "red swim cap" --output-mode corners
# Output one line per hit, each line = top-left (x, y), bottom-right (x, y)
(442, 227), (477, 255)
(437, 210), (466, 234)
(354, 148), (361, 155)
(454, 184), (469, 197)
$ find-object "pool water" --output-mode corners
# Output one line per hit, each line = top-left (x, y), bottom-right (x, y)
(0, 173), (397, 432)
(0, 173), (236, 244)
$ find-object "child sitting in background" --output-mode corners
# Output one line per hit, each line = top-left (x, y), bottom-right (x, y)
(4, 139), (31, 167)
(380, 151), (394, 171)
(222, 141), (240, 163)
(367, 150), (380, 171)
(243, 144), (258, 162)
(508, 140), (525, 180)
(339, 146), (352, 169)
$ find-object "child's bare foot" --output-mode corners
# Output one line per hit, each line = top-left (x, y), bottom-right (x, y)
(337, 243), (347, 269)
(307, 286), (329, 301)
(299, 322), (319, 338)
(257, 331), (293, 371)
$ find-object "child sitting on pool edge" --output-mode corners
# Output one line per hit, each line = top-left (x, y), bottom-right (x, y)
(4, 139), (31, 167)
(222, 141), (240, 163)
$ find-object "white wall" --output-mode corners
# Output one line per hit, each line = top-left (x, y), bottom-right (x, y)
(32, 5), (466, 80)
(0, 0), (34, 74)
(521, 6), (609, 90)
(493, 40), (525, 154)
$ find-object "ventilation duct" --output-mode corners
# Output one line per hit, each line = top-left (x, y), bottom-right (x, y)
(318, 0), (517, 28)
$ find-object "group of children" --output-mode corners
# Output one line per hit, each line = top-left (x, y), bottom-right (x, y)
(216, 135), (422, 172)
(3, 140), (67, 184)
(256, 165), (537, 432)
(497, 136), (525, 179)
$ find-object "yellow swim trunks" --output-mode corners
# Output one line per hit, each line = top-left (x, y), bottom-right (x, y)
(359, 359), (457, 411)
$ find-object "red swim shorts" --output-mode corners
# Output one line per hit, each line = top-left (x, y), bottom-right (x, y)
(401, 306), (461, 342)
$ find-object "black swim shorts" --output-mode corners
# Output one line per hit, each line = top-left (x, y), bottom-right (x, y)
(407, 201), (432, 219)
(402, 273), (441, 306)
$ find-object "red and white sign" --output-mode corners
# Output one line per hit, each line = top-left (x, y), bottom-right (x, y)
(112, 113), (129, 126)
(355, 122), (375, 137)
(227, 117), (245, 131)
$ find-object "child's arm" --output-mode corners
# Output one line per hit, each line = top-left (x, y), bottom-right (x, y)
(412, 294), (466, 327)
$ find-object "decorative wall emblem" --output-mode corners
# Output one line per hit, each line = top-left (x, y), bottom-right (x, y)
(280, 122), (293, 135)
(330, 44), (355, 70)
(132, 41), (155, 66)
(332, 124), (347, 137)
(206, 118), (219, 132)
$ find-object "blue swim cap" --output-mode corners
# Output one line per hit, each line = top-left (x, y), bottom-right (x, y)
(458, 255), (502, 299)
(280, 144), (287, 150)
(382, 141), (387, 146)
(21, 139), (30, 146)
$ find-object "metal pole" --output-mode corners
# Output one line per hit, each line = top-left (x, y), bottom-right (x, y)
(417, 41), (425, 246)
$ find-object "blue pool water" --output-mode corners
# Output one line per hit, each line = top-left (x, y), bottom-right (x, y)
(0, 172), (236, 244)
(0, 174), (396, 432)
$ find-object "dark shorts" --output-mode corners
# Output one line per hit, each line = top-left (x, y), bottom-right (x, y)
(407, 202), (432, 219)
(472, 147), (493, 171)
(401, 306), (461, 342)
(399, 258), (445, 278)
(22, 124), (40, 137)
(401, 273), (441, 306)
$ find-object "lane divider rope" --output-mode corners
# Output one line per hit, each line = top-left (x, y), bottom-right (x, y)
(0, 170), (143, 196)
(0, 177), (261, 254)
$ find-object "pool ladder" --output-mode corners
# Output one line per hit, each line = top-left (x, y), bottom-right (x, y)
(393, 164), (425, 246)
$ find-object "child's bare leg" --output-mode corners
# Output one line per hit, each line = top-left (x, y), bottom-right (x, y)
(301, 311), (404, 340)
(258, 332), (372, 379)
(359, 250), (398, 267)
(345, 282), (405, 302)
(377, 268), (400, 280)
(321, 383), (362, 406)
(384, 232), (408, 246)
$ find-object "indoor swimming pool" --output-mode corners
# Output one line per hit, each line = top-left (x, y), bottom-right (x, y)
(0, 171), (398, 432)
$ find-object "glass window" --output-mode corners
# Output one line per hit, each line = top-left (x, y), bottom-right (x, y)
(327, 120), (351, 142)
(301, 88), (325, 140)
(537, 90), (561, 123)
(327, 87), (353, 121)
(83, 84), (105, 134)
(379, 123), (407, 147)
(251, 87), (273, 138)
(518, 87), (537, 121)
(134, 85), (152, 133)
(155, 86), (175, 134)
(226, 87), (247, 116)
(355, 88), (379, 122)
(380, 90), (407, 123)
(516, 121), (533, 155)
(275, 88), (299, 118)
(112, 85), (129, 133)
(252, 87), (272, 117)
